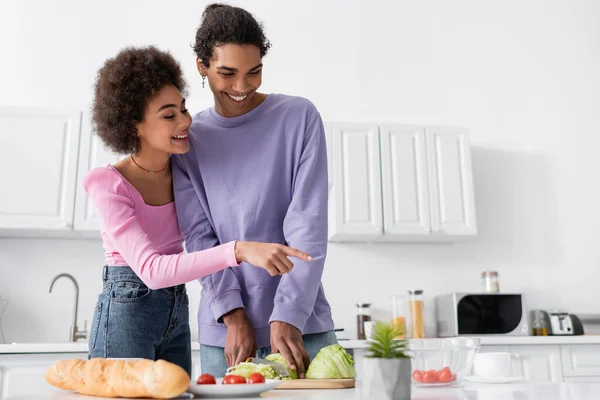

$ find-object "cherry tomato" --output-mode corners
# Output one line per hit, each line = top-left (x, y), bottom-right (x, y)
(222, 375), (247, 384)
(412, 369), (424, 383)
(196, 373), (216, 385)
(437, 370), (452, 383)
(247, 372), (266, 384)
(423, 370), (438, 384)
(436, 366), (451, 379)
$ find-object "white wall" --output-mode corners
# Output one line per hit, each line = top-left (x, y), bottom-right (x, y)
(1, 0), (600, 343)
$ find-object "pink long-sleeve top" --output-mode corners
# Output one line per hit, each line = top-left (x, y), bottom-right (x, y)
(83, 164), (238, 290)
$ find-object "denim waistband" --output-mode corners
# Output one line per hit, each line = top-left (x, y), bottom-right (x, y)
(102, 266), (185, 292)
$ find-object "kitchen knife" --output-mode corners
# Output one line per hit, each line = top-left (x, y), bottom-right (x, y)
(246, 357), (289, 377)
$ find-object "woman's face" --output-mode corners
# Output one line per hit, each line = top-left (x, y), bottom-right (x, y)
(136, 84), (192, 155)
(198, 44), (264, 118)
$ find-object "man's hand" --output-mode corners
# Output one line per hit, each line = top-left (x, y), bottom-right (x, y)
(223, 309), (256, 367)
(270, 321), (310, 378)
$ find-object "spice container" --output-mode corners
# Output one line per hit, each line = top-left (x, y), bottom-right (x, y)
(408, 290), (425, 338)
(356, 303), (372, 340)
(390, 294), (407, 339)
(482, 271), (500, 293)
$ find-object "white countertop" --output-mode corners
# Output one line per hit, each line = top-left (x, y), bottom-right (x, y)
(3, 335), (600, 354)
(6, 382), (600, 399)
(344, 335), (600, 349)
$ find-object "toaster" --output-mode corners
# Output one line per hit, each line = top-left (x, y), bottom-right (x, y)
(531, 310), (584, 336)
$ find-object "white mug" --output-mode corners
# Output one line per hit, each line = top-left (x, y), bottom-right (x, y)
(364, 320), (377, 340)
(473, 352), (512, 378)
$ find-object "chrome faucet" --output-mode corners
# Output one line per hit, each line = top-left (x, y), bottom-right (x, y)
(49, 273), (87, 342)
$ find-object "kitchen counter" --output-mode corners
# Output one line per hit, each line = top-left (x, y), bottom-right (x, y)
(6, 382), (600, 399)
(344, 335), (600, 348)
(3, 335), (600, 354)
(0, 342), (200, 354)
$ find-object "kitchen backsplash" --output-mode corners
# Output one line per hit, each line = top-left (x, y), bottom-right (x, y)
(0, 234), (595, 344)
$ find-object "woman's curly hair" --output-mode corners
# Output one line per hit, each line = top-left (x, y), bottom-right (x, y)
(193, 3), (271, 67)
(92, 46), (188, 154)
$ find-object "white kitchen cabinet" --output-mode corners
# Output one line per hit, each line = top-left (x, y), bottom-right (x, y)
(564, 376), (600, 383)
(561, 345), (600, 377)
(0, 352), (86, 399)
(328, 123), (383, 241)
(510, 345), (563, 382)
(73, 122), (121, 232)
(0, 107), (81, 233)
(379, 125), (430, 236)
(425, 126), (477, 236)
(327, 122), (476, 242)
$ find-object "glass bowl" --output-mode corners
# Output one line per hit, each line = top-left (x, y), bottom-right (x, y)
(407, 337), (480, 387)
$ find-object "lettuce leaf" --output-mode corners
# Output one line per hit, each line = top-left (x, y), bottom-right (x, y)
(265, 353), (299, 380)
(305, 344), (356, 379)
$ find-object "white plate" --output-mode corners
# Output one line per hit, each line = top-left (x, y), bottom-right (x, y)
(187, 378), (281, 398)
(465, 375), (526, 384)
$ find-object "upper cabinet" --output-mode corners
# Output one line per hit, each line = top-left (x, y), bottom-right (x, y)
(327, 123), (477, 242)
(326, 123), (383, 241)
(0, 107), (81, 233)
(425, 126), (477, 236)
(0, 107), (120, 236)
(380, 124), (430, 237)
(0, 107), (475, 243)
(73, 120), (121, 232)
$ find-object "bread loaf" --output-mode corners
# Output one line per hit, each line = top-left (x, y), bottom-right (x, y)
(45, 358), (190, 399)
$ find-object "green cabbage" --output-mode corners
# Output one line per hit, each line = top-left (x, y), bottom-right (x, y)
(305, 344), (356, 379)
(225, 362), (276, 379)
(265, 353), (298, 380)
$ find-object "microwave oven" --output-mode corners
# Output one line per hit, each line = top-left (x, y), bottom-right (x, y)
(435, 293), (529, 337)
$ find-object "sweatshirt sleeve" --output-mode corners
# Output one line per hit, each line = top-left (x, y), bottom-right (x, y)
(83, 167), (239, 290)
(171, 155), (245, 323)
(269, 112), (329, 332)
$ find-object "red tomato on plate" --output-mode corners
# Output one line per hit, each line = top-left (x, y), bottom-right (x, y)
(222, 375), (247, 384)
(247, 372), (266, 384)
(196, 373), (216, 385)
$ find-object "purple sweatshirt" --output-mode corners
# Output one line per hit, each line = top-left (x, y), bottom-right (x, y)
(172, 94), (334, 348)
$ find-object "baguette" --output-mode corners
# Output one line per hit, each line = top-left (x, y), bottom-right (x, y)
(45, 358), (190, 398)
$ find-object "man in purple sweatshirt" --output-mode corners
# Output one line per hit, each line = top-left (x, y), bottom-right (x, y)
(172, 4), (336, 378)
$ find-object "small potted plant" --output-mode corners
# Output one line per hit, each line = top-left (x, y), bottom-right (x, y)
(362, 322), (411, 400)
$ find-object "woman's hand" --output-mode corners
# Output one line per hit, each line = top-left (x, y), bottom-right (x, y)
(234, 242), (312, 276)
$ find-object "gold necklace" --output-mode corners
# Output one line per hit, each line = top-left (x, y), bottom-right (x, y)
(130, 155), (169, 174)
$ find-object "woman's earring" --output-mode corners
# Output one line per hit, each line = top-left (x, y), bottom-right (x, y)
(202, 76), (206, 88)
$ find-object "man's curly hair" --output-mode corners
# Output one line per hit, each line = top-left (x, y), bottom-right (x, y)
(193, 3), (271, 67)
(92, 46), (188, 154)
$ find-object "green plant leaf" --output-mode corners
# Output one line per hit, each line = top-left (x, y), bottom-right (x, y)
(366, 321), (409, 359)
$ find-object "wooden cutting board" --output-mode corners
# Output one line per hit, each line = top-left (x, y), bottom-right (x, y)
(276, 378), (355, 390)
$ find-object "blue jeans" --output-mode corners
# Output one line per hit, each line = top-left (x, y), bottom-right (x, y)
(200, 330), (338, 377)
(88, 266), (192, 376)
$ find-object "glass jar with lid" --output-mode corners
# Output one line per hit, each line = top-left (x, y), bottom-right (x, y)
(532, 310), (549, 336)
(356, 303), (372, 340)
(408, 290), (425, 338)
(482, 271), (500, 293)
(390, 294), (407, 339)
